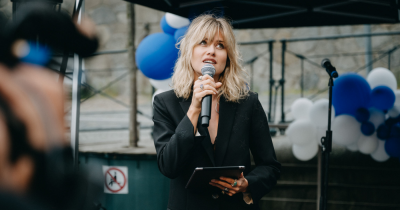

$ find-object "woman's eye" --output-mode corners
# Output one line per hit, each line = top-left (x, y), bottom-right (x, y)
(217, 43), (225, 49)
(200, 40), (207, 45)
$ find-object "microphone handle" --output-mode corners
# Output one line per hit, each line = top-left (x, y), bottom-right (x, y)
(201, 94), (212, 127)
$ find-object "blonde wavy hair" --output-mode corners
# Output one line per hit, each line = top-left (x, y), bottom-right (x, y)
(172, 14), (249, 102)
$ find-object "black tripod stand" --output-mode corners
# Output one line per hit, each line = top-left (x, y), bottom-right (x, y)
(319, 59), (338, 210)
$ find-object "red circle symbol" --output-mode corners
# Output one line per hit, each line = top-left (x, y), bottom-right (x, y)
(105, 167), (127, 193)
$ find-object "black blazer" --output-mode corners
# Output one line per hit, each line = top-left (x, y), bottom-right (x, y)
(153, 90), (281, 210)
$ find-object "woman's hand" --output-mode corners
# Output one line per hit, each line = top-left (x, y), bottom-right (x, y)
(190, 74), (222, 111)
(209, 173), (249, 196)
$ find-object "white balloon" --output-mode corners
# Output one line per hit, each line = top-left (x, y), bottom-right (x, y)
(394, 90), (400, 107)
(357, 133), (379, 154)
(149, 78), (173, 90)
(152, 89), (168, 106)
(371, 140), (390, 162)
(315, 127), (326, 146)
(291, 98), (313, 120)
(369, 108), (385, 128)
(292, 142), (318, 161)
(165, 13), (190, 29)
(367, 67), (397, 91)
(387, 106), (400, 118)
(286, 119), (316, 145)
(388, 90), (400, 118)
(346, 142), (358, 152)
(309, 99), (335, 128)
(332, 115), (361, 146)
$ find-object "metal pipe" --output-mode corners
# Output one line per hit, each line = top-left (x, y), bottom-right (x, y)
(70, 0), (84, 166)
(282, 31), (400, 42)
(250, 62), (253, 90)
(71, 55), (82, 165)
(268, 41), (274, 122)
(280, 41), (286, 123)
(269, 31), (400, 43)
(273, 85), (279, 122)
(301, 58), (304, 97)
(238, 39), (275, 45)
(90, 49), (128, 56)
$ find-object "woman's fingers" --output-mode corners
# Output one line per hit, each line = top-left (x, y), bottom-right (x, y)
(202, 74), (214, 82)
(210, 179), (239, 191)
(193, 81), (218, 98)
(195, 90), (216, 100)
(208, 182), (238, 196)
(219, 176), (235, 185)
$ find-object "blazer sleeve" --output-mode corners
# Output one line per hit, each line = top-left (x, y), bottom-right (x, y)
(152, 94), (205, 179)
(245, 93), (281, 202)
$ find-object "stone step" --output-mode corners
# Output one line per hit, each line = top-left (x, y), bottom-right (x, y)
(259, 198), (400, 210)
(279, 163), (400, 185)
(265, 181), (400, 203)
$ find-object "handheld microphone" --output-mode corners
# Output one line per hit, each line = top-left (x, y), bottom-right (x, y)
(200, 64), (216, 127)
(321, 58), (339, 78)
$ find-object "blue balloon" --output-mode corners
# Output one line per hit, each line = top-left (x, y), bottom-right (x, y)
(370, 86), (395, 110)
(377, 124), (390, 140)
(136, 33), (178, 80)
(21, 41), (51, 66)
(332, 73), (371, 116)
(355, 107), (370, 122)
(385, 138), (400, 157)
(386, 117), (399, 127)
(390, 123), (400, 138)
(174, 26), (189, 42)
(361, 121), (375, 136)
(160, 15), (177, 35)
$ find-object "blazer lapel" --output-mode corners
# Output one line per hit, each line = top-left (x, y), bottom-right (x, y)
(178, 96), (191, 117)
(179, 96), (216, 166)
(215, 95), (238, 166)
(198, 121), (216, 166)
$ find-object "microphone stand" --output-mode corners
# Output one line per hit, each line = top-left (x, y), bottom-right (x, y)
(319, 76), (334, 210)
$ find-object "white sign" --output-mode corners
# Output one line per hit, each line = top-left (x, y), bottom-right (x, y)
(103, 166), (128, 194)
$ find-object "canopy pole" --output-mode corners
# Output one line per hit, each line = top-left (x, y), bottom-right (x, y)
(70, 0), (84, 166)
(128, 3), (139, 147)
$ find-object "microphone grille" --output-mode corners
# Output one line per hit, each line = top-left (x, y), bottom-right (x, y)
(201, 64), (216, 76)
(321, 58), (330, 68)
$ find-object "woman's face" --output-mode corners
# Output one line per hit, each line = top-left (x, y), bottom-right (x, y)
(191, 32), (227, 79)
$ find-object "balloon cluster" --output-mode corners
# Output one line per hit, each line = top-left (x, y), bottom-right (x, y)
(135, 13), (190, 102)
(331, 67), (400, 162)
(288, 67), (400, 162)
(286, 98), (335, 161)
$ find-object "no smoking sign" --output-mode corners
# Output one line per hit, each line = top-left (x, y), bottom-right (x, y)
(102, 166), (128, 194)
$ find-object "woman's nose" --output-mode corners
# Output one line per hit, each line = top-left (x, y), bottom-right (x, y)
(206, 45), (215, 55)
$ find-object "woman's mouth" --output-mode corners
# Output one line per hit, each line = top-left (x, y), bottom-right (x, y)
(203, 59), (217, 64)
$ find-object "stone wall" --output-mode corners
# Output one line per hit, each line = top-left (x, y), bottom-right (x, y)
(82, 2), (400, 104)
(1, 1), (400, 105)
(237, 24), (400, 96)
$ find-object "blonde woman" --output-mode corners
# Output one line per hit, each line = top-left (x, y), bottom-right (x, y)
(153, 14), (280, 210)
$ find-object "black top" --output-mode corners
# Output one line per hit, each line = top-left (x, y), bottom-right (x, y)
(152, 90), (281, 210)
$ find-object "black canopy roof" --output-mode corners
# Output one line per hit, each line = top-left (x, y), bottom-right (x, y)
(125, 0), (400, 29)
